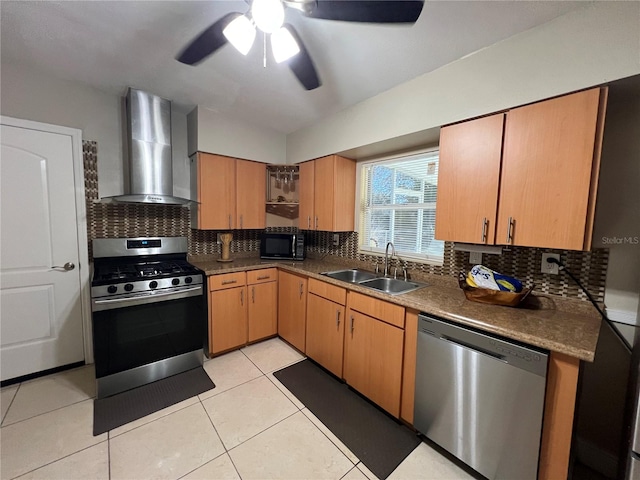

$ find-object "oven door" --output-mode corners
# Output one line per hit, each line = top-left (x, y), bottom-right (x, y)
(92, 287), (206, 387)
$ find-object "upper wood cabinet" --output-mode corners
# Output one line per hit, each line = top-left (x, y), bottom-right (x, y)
(298, 161), (315, 230)
(435, 114), (504, 245)
(435, 87), (607, 251)
(191, 153), (266, 230)
(193, 153), (236, 230)
(497, 88), (606, 250)
(297, 155), (356, 232)
(236, 159), (266, 229)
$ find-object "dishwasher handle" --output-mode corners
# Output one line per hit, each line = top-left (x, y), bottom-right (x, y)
(418, 314), (548, 377)
(440, 335), (507, 363)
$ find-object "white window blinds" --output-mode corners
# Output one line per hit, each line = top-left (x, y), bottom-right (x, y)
(358, 150), (444, 264)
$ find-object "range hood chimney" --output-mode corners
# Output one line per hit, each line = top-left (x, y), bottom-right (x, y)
(106, 88), (191, 205)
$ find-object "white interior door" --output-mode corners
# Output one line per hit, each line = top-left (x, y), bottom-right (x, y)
(1, 124), (85, 381)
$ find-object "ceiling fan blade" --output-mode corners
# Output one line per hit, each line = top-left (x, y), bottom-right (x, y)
(283, 24), (321, 90)
(303, 0), (424, 23)
(176, 12), (242, 65)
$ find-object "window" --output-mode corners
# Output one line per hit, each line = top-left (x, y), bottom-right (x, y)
(358, 149), (444, 264)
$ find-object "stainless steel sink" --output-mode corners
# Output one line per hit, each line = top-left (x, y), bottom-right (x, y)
(321, 269), (427, 295)
(322, 269), (378, 283)
(359, 277), (426, 295)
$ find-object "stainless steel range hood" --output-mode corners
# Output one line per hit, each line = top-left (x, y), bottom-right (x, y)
(105, 88), (191, 205)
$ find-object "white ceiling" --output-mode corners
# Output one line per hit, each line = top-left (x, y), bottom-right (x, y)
(1, 0), (589, 134)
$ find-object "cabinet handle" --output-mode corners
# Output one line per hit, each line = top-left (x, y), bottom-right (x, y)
(228, 214), (232, 229)
(257, 275), (270, 280)
(299, 282), (304, 298)
(336, 310), (341, 328)
(240, 289), (244, 306)
(506, 217), (514, 244)
(315, 216), (318, 230)
(222, 279), (237, 285)
(481, 217), (488, 243)
(252, 286), (255, 303)
(307, 215), (311, 229)
(350, 315), (354, 334)
(240, 215), (243, 229)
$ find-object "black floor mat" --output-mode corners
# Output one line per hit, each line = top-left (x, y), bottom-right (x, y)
(93, 367), (214, 436)
(274, 359), (420, 479)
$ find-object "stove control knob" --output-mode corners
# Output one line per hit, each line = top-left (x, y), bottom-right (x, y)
(107, 285), (117, 294)
(124, 283), (134, 292)
(172, 278), (180, 286)
(149, 281), (158, 289)
(185, 276), (193, 284)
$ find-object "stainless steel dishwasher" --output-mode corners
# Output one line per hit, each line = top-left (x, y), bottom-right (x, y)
(414, 314), (549, 480)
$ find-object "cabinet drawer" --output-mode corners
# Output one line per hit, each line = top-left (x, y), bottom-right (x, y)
(309, 278), (346, 306)
(247, 268), (277, 285)
(348, 291), (405, 328)
(209, 272), (247, 291)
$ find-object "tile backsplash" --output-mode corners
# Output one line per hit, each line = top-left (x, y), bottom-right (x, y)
(84, 141), (608, 302)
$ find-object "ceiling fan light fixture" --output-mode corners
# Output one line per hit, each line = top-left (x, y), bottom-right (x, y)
(271, 27), (300, 63)
(252, 0), (285, 34)
(222, 15), (256, 55)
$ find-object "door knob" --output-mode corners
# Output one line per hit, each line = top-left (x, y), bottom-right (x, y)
(52, 262), (75, 271)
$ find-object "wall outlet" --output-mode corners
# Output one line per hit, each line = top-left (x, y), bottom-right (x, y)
(469, 251), (482, 264)
(332, 234), (340, 246)
(216, 233), (222, 245)
(541, 253), (560, 275)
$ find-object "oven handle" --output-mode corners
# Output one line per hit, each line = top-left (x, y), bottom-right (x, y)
(92, 286), (203, 312)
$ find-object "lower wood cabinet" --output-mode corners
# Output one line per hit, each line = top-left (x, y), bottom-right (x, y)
(345, 294), (405, 417)
(209, 283), (247, 355)
(278, 271), (307, 352)
(306, 292), (346, 378)
(209, 268), (277, 355)
(248, 280), (277, 342)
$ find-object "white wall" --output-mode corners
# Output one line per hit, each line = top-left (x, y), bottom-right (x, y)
(593, 76), (640, 323)
(188, 106), (286, 164)
(286, 1), (640, 163)
(0, 61), (191, 199)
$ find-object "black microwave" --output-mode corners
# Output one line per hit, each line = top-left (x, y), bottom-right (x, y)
(260, 232), (305, 261)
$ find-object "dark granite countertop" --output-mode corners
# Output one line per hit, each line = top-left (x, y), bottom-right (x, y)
(190, 255), (601, 361)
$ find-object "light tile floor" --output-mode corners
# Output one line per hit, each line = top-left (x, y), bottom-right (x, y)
(0, 338), (474, 480)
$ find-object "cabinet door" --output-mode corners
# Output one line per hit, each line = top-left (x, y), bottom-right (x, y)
(497, 88), (605, 250)
(248, 281), (277, 342)
(313, 156), (335, 231)
(298, 161), (314, 230)
(435, 114), (504, 244)
(344, 310), (404, 417)
(306, 293), (345, 377)
(332, 155), (356, 232)
(278, 271), (307, 352)
(236, 159), (266, 229)
(210, 286), (247, 354)
(198, 153), (236, 230)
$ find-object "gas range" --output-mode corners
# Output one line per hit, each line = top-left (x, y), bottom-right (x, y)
(90, 237), (206, 398)
(91, 237), (203, 303)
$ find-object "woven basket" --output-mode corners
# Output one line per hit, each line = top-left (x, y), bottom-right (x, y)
(458, 273), (534, 307)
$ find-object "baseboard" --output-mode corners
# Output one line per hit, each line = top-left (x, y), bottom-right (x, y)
(574, 436), (619, 478)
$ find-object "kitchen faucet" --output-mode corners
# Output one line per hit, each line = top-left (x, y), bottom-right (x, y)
(384, 242), (396, 277)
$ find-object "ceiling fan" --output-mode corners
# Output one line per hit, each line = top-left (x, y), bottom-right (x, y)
(176, 0), (425, 90)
